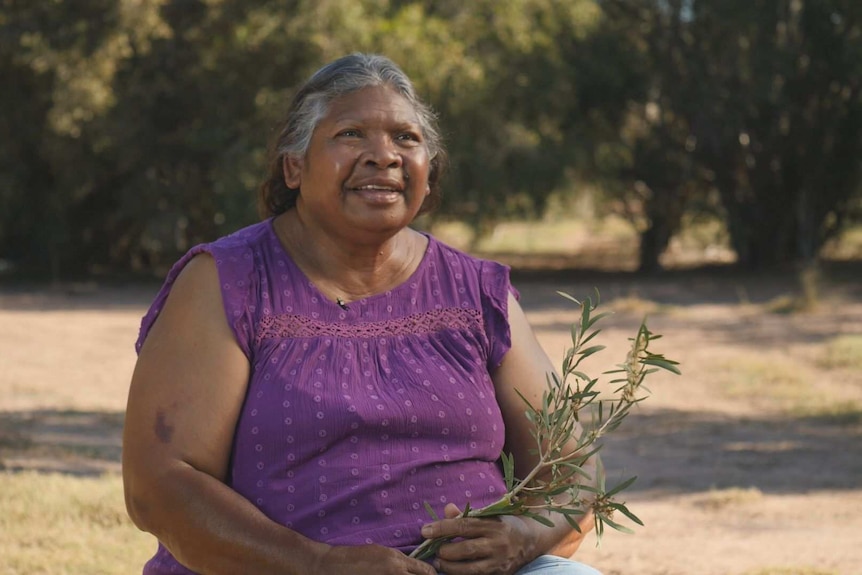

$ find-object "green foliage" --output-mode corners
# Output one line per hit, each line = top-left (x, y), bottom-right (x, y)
(409, 291), (680, 560)
(1, 0), (860, 277)
(595, 0), (862, 270)
(0, 0), (603, 277)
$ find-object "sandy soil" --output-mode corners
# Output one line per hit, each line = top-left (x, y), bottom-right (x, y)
(1, 267), (861, 574)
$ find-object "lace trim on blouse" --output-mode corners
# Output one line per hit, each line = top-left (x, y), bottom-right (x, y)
(256, 308), (483, 343)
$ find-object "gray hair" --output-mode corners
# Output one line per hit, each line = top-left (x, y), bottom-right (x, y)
(259, 53), (447, 217)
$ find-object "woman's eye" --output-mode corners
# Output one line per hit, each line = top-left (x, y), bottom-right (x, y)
(338, 129), (360, 137)
(397, 133), (421, 142)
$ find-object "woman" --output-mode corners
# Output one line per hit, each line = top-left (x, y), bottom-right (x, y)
(123, 53), (602, 575)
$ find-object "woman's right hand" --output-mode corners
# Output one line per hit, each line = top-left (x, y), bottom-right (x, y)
(312, 544), (437, 575)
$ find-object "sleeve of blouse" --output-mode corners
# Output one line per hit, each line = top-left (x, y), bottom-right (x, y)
(480, 260), (521, 370)
(135, 240), (256, 360)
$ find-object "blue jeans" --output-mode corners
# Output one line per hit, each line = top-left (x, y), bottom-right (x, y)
(515, 555), (603, 575)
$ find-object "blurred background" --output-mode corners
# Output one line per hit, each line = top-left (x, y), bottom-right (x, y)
(1, 1), (862, 574)
(1, 0), (860, 281)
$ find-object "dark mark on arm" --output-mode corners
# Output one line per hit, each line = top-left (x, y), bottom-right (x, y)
(155, 410), (174, 444)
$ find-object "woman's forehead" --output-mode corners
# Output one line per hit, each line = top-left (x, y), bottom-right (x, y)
(325, 85), (420, 125)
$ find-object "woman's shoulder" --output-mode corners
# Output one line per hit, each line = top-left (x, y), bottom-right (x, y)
(426, 233), (499, 266)
(136, 221), (272, 356)
(425, 233), (512, 281)
(209, 219), (273, 252)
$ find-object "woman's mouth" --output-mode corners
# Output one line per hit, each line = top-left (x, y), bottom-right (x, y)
(351, 185), (399, 192)
(347, 184), (403, 205)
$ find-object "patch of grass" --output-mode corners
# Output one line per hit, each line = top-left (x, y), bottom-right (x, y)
(431, 215), (638, 256)
(711, 349), (862, 423)
(817, 335), (862, 371)
(762, 294), (817, 315)
(0, 471), (153, 574)
(662, 215), (736, 266)
(789, 401), (862, 426)
(711, 355), (810, 405)
(607, 293), (666, 316)
(822, 223), (862, 260)
(762, 265), (823, 314)
(693, 487), (763, 510)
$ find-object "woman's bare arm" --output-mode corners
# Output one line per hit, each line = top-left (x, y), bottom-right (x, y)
(492, 291), (600, 557)
(122, 254), (326, 574)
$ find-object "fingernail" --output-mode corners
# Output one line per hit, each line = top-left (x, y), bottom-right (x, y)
(421, 525), (432, 537)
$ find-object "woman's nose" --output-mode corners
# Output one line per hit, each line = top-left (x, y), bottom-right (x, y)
(363, 135), (402, 168)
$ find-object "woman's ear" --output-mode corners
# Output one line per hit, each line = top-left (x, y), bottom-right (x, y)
(282, 155), (303, 189)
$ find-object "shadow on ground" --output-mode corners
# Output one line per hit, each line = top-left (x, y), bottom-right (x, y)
(598, 407), (862, 497)
(0, 409), (124, 476)
(511, 259), (862, 310)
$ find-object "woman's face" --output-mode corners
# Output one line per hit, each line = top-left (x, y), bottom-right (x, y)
(284, 85), (432, 239)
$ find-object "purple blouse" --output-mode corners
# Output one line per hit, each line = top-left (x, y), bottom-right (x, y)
(136, 219), (516, 574)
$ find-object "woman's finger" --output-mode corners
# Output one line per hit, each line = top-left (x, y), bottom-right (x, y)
(436, 536), (492, 561)
(423, 514), (501, 540)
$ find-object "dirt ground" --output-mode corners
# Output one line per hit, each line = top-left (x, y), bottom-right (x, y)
(1, 264), (861, 575)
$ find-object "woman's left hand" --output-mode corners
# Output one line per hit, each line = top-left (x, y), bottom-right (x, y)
(421, 503), (538, 575)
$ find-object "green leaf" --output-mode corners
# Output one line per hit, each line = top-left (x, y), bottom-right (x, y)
(423, 501), (439, 521)
(579, 328), (603, 347)
(598, 513), (636, 535)
(570, 322), (581, 346)
(583, 311), (613, 331)
(564, 513), (583, 531)
(555, 506), (587, 516)
(609, 502), (644, 526)
(521, 511), (556, 527)
(514, 388), (533, 409)
(577, 345), (607, 359)
(556, 291), (582, 306)
(641, 357), (682, 375)
(502, 451), (516, 491)
(596, 458), (606, 492)
(605, 475), (638, 498)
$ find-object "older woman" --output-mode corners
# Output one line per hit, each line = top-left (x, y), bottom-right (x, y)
(123, 53), (602, 575)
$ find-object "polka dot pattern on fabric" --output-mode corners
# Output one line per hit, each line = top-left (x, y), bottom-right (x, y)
(136, 220), (518, 574)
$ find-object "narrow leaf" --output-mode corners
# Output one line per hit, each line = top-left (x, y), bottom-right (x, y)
(641, 357), (682, 375)
(605, 475), (638, 498)
(423, 501), (439, 521)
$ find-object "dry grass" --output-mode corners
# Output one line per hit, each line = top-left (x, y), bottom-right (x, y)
(0, 472), (152, 575)
(692, 487), (764, 511)
(818, 335), (862, 371)
(709, 353), (812, 407)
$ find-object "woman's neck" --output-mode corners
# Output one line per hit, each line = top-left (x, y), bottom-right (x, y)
(273, 211), (426, 303)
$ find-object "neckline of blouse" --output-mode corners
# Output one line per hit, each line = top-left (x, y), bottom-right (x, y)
(265, 217), (435, 310)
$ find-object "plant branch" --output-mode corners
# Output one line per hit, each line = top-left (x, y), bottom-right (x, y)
(409, 291), (680, 560)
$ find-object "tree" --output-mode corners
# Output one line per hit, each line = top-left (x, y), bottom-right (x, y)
(689, 0), (862, 268)
(593, 0), (862, 270)
(0, 0), (609, 276)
